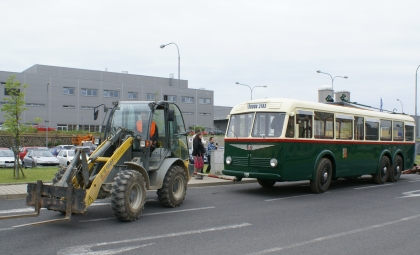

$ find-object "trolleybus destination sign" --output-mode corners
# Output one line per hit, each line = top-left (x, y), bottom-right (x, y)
(247, 103), (267, 109)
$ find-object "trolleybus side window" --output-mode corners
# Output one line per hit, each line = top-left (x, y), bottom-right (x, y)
(314, 111), (334, 139)
(296, 111), (313, 138)
(252, 112), (285, 137)
(227, 113), (254, 137)
(365, 119), (379, 140)
(405, 124), (414, 141)
(393, 121), (404, 141)
(285, 115), (295, 138)
(380, 120), (392, 141)
(335, 115), (353, 140)
(354, 116), (364, 140)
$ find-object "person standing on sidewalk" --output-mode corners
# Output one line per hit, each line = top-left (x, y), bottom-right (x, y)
(206, 136), (218, 173)
(192, 132), (206, 179)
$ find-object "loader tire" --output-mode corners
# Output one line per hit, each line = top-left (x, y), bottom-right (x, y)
(52, 166), (75, 185)
(52, 166), (67, 184)
(157, 165), (187, 208)
(111, 170), (146, 222)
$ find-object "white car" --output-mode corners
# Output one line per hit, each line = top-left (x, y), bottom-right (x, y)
(0, 149), (21, 168)
(23, 149), (59, 168)
(57, 149), (75, 166)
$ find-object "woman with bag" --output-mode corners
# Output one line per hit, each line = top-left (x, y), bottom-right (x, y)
(192, 132), (206, 180)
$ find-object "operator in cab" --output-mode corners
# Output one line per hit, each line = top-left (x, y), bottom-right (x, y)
(136, 111), (158, 152)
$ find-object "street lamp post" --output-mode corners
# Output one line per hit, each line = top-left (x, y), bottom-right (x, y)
(235, 82), (267, 100)
(316, 70), (348, 101)
(46, 82), (49, 147)
(160, 42), (180, 88)
(397, 99), (404, 113)
(415, 65), (420, 138)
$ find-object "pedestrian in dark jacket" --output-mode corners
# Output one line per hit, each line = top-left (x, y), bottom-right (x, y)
(192, 132), (206, 179)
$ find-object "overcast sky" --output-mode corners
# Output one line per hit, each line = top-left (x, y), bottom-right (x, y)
(1, 1), (420, 114)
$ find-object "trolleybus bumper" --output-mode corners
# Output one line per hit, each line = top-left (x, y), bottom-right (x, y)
(222, 170), (281, 181)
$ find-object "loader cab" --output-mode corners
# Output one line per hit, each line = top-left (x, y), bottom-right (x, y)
(108, 101), (189, 170)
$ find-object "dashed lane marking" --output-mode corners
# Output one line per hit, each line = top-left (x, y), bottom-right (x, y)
(353, 183), (393, 190)
(79, 206), (216, 223)
(57, 222), (252, 255)
(245, 214), (420, 255)
(265, 194), (314, 202)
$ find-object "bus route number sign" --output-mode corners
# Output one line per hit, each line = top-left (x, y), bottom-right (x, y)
(248, 103), (267, 109)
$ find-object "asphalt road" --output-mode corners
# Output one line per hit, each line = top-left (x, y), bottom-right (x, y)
(1, 175), (420, 255)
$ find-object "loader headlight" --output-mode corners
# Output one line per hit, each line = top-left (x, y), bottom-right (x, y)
(226, 156), (232, 165)
(270, 158), (278, 167)
(140, 140), (146, 147)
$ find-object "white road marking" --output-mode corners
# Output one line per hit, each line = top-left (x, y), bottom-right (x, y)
(265, 194), (314, 202)
(408, 179), (420, 183)
(57, 222), (252, 255)
(79, 206), (216, 223)
(58, 243), (154, 255)
(397, 190), (420, 198)
(0, 208), (40, 214)
(89, 203), (110, 206)
(0, 201), (109, 215)
(0, 228), (14, 231)
(245, 214), (420, 255)
(79, 217), (115, 223)
(354, 184), (393, 190)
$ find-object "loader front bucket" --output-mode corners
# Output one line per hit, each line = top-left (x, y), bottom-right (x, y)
(0, 180), (87, 227)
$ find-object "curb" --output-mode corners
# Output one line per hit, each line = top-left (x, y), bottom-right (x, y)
(187, 178), (257, 188)
(0, 194), (27, 200)
(0, 179), (258, 200)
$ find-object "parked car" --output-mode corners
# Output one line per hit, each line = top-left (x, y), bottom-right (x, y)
(57, 149), (75, 166)
(49, 147), (61, 157)
(32, 125), (56, 131)
(210, 130), (225, 135)
(188, 148), (208, 164)
(19, 146), (48, 160)
(57, 145), (75, 150)
(0, 149), (21, 168)
(23, 149), (59, 168)
(75, 146), (92, 156)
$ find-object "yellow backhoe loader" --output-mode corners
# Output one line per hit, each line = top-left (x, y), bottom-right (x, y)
(0, 101), (193, 225)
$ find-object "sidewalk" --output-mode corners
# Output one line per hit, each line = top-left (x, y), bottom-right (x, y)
(0, 175), (256, 200)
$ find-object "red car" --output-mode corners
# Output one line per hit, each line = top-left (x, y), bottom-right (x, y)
(18, 146), (48, 160)
(33, 125), (56, 131)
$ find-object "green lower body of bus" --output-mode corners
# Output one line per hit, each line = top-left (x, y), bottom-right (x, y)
(222, 141), (415, 182)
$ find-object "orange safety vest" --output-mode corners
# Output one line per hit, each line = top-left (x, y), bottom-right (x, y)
(136, 120), (157, 138)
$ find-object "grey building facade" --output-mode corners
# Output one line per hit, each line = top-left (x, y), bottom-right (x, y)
(0, 64), (214, 132)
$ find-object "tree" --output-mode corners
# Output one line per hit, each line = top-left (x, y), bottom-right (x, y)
(1, 75), (29, 179)
(188, 125), (206, 133)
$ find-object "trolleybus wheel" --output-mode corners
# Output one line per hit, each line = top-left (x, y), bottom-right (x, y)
(310, 158), (332, 193)
(387, 155), (402, 182)
(372, 156), (390, 184)
(257, 179), (276, 188)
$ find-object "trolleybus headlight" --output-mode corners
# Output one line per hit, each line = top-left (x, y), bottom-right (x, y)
(270, 158), (278, 167)
(226, 156), (232, 165)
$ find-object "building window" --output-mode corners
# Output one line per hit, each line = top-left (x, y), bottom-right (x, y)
(164, 95), (177, 102)
(104, 90), (119, 98)
(199, 112), (211, 116)
(128, 92), (138, 99)
(63, 105), (75, 109)
(199, 98), (211, 104)
(26, 103), (45, 107)
(182, 96), (194, 103)
(63, 87), (75, 95)
(4, 88), (20, 96)
(81, 88), (98, 96)
(81, 106), (95, 110)
(182, 112), (194, 115)
(146, 93), (156, 100)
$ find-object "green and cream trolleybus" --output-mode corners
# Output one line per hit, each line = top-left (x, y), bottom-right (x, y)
(222, 98), (415, 193)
